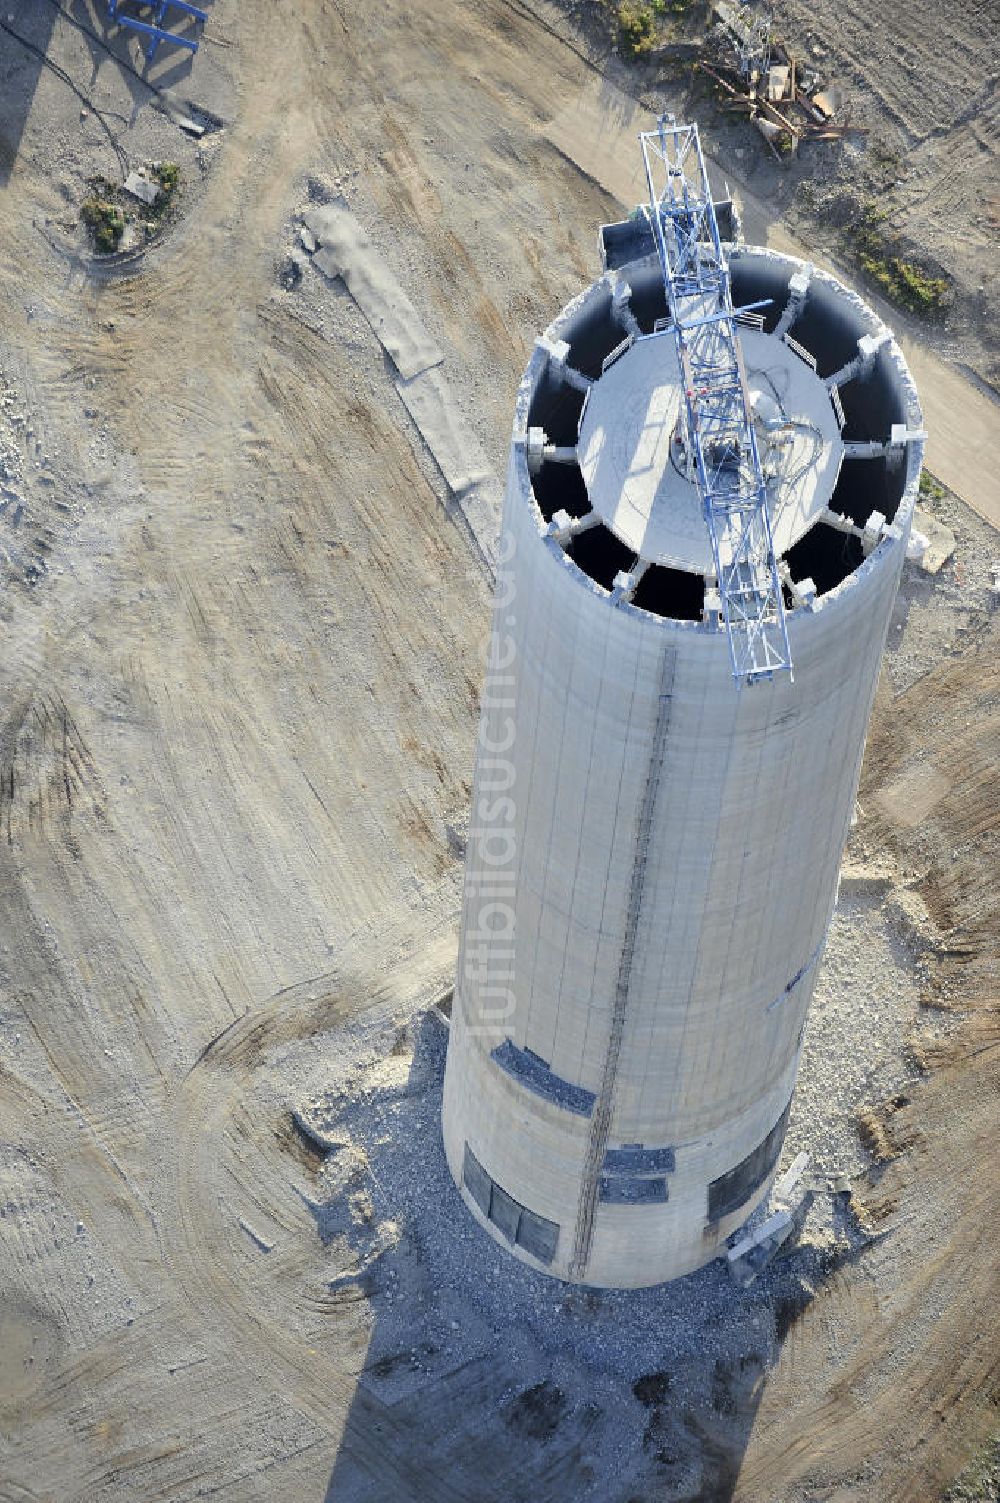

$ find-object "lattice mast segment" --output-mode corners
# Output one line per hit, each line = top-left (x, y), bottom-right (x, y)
(639, 117), (792, 684)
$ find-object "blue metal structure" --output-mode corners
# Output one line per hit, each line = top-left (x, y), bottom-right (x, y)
(639, 116), (791, 684)
(107, 0), (206, 64)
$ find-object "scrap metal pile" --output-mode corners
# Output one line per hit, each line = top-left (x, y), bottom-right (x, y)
(702, 3), (857, 158)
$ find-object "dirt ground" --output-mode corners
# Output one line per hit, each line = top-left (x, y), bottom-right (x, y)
(0, 1), (997, 1500)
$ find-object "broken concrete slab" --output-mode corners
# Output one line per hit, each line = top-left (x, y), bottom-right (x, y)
(875, 760), (951, 828)
(812, 84), (845, 119)
(123, 171), (159, 206)
(755, 116), (783, 143)
(912, 505), (956, 574)
(726, 1209), (796, 1287)
(312, 243), (344, 279)
(773, 1151), (811, 1206)
(767, 64), (791, 101)
(305, 199), (444, 380)
(395, 366), (493, 496)
(238, 1217), (274, 1253)
(452, 476), (502, 573)
(395, 366), (501, 568)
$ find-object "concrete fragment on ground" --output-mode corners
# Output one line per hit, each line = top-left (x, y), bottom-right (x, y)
(726, 1209), (796, 1287)
(305, 199), (444, 380)
(304, 198), (500, 569)
(238, 1217), (274, 1253)
(452, 477), (502, 571)
(812, 84), (845, 119)
(773, 1151), (810, 1206)
(875, 760), (950, 828)
(395, 366), (501, 567)
(124, 171), (159, 206)
(911, 505), (956, 574)
(395, 367), (493, 495)
(767, 65), (791, 101)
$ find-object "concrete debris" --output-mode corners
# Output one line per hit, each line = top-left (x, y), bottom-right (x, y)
(773, 1151), (811, 1206)
(812, 85), (845, 120)
(296, 1006), (828, 1403)
(912, 506), (956, 573)
(300, 199), (500, 569)
(277, 252), (306, 291)
(327, 1219), (400, 1292)
(290, 1105), (341, 1154)
(767, 64), (790, 102)
(906, 529), (930, 564)
(726, 1201), (810, 1287)
(304, 199), (445, 380)
(755, 116), (782, 143)
(238, 1217), (274, 1253)
(123, 172), (160, 207)
(727, 1208), (793, 1263)
(395, 366), (494, 497)
(312, 243), (344, 280)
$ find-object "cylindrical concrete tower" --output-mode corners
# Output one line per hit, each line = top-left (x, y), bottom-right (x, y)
(442, 198), (924, 1287)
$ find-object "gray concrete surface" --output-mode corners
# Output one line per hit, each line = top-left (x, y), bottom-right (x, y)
(442, 241), (923, 1287)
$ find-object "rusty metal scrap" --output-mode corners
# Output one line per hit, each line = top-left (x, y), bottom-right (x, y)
(699, 21), (859, 157)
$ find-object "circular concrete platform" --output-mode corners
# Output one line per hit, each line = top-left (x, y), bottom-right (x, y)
(577, 327), (844, 574)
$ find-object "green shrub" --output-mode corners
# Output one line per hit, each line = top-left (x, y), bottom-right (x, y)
(81, 196), (125, 254)
(852, 205), (948, 315)
(858, 252), (948, 314)
(618, 1), (655, 56)
(149, 161), (181, 221)
(919, 469), (945, 502)
(887, 257), (949, 314)
(155, 161), (179, 197)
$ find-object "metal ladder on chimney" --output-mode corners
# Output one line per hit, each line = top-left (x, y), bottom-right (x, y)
(569, 647), (676, 1280)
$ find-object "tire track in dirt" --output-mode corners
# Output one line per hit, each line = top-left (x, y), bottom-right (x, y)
(160, 913), (464, 1482)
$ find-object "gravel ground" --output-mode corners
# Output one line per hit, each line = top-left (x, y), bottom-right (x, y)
(885, 489), (1000, 695)
(279, 848), (932, 1488)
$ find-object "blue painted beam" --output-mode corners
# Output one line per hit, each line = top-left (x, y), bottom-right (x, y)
(106, 0), (206, 63)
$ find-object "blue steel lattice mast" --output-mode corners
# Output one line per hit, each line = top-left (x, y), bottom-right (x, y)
(639, 117), (792, 684)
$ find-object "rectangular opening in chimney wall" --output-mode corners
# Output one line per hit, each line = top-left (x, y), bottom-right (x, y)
(462, 1143), (559, 1264)
(531, 461), (591, 523)
(707, 1099), (791, 1223)
(599, 1175), (669, 1204)
(491, 1038), (596, 1116)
